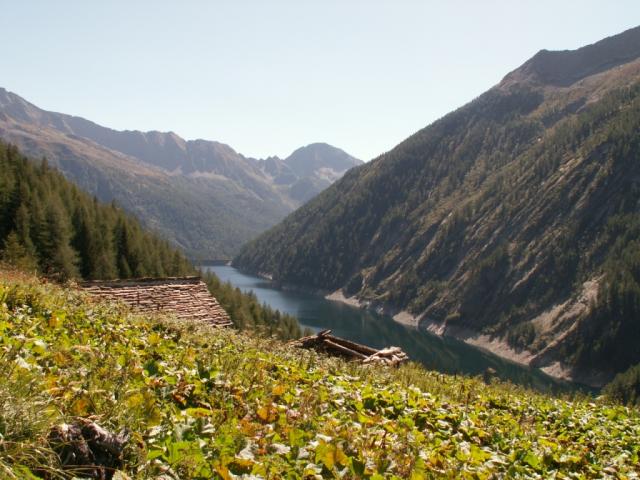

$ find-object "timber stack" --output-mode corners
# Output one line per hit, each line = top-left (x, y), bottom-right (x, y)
(295, 329), (409, 366)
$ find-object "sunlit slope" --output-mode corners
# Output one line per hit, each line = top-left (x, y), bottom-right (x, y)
(235, 27), (640, 385)
(1, 273), (639, 478)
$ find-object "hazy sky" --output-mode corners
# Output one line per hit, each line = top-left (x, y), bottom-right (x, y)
(2, 1), (639, 160)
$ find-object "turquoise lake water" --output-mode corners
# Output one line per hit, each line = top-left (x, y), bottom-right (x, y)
(204, 265), (589, 394)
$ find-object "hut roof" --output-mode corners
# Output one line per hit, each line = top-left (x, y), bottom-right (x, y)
(80, 276), (232, 328)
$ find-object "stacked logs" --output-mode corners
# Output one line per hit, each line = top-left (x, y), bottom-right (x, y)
(362, 346), (410, 367)
(294, 330), (409, 367)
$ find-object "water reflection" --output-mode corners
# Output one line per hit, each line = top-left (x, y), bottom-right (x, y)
(204, 266), (590, 394)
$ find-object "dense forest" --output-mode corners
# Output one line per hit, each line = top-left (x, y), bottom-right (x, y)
(0, 141), (193, 280)
(603, 363), (640, 406)
(235, 28), (640, 385)
(0, 140), (302, 340)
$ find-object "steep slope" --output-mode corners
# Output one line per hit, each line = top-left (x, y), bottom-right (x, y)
(3, 275), (639, 478)
(0, 140), (193, 280)
(235, 26), (640, 385)
(0, 89), (360, 258)
(0, 140), (304, 339)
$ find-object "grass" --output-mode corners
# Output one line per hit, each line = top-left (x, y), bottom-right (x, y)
(0, 271), (639, 479)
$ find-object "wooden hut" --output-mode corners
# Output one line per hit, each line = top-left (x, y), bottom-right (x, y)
(80, 276), (232, 328)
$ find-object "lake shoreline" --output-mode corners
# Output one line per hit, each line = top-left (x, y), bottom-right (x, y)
(325, 287), (603, 388)
(325, 289), (420, 327)
(207, 266), (591, 392)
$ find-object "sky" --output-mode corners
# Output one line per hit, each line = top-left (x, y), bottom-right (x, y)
(2, 1), (639, 161)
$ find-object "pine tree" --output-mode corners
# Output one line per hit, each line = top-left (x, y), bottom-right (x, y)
(1, 231), (38, 271)
(40, 197), (79, 280)
(14, 202), (37, 261)
(91, 217), (118, 279)
(0, 140), (194, 281)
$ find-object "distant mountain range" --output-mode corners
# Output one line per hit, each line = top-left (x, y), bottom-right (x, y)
(0, 89), (361, 258)
(235, 26), (640, 386)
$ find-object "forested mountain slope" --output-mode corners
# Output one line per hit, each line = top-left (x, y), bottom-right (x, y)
(235, 26), (640, 385)
(0, 140), (303, 339)
(0, 140), (193, 280)
(0, 90), (360, 258)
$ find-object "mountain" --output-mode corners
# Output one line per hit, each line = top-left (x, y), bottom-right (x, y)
(0, 89), (361, 258)
(256, 143), (361, 203)
(0, 140), (194, 280)
(0, 139), (304, 341)
(235, 26), (640, 386)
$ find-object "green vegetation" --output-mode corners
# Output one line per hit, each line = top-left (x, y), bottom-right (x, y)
(0, 141), (302, 341)
(235, 56), (640, 380)
(603, 364), (640, 407)
(562, 213), (640, 374)
(203, 271), (303, 340)
(1, 274), (639, 478)
(0, 141), (192, 280)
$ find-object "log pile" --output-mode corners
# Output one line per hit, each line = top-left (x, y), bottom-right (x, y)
(362, 346), (410, 366)
(295, 330), (409, 366)
(80, 277), (232, 328)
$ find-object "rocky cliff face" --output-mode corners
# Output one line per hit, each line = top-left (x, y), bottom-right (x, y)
(235, 26), (640, 385)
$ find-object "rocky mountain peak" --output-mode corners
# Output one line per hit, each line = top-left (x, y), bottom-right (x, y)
(284, 142), (362, 178)
(503, 25), (640, 87)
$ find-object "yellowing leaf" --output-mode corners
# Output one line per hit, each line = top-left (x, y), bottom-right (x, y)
(335, 446), (349, 467)
(186, 407), (213, 418)
(272, 384), (286, 396)
(71, 395), (91, 416)
(256, 405), (277, 423)
(146, 406), (163, 426)
(214, 464), (233, 480)
(315, 442), (335, 470)
(127, 392), (145, 408)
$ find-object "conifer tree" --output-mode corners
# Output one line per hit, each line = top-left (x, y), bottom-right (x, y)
(41, 197), (79, 280)
(1, 231), (38, 271)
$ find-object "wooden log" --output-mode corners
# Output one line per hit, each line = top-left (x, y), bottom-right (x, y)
(325, 335), (378, 355)
(322, 339), (368, 360)
(296, 335), (322, 348)
(363, 346), (409, 366)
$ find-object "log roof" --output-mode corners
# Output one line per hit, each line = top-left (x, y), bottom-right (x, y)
(80, 276), (232, 328)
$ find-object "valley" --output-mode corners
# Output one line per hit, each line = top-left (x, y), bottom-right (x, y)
(235, 26), (640, 387)
(2, 6), (640, 478)
(206, 265), (589, 393)
(0, 88), (361, 258)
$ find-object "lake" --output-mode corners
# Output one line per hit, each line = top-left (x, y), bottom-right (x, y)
(204, 265), (587, 393)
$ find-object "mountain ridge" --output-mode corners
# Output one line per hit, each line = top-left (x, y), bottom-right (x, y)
(0, 87), (362, 258)
(502, 25), (640, 87)
(235, 26), (640, 386)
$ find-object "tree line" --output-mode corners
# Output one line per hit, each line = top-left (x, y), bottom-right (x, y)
(0, 142), (193, 280)
(0, 141), (302, 340)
